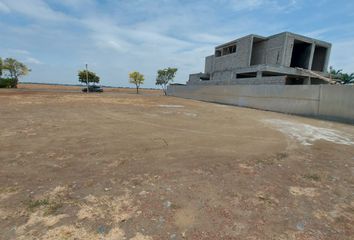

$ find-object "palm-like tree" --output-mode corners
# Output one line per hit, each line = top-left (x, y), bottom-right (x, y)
(341, 73), (354, 84)
(329, 66), (343, 79)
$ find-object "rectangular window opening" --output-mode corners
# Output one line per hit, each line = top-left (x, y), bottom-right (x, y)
(250, 38), (266, 66)
(215, 50), (221, 57)
(215, 44), (237, 57)
(311, 45), (327, 72)
(290, 40), (312, 69)
(286, 77), (305, 85)
(236, 72), (257, 78)
(223, 45), (236, 55)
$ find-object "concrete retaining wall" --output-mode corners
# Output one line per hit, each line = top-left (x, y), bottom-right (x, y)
(167, 84), (354, 124)
(190, 76), (286, 86)
(318, 85), (354, 123)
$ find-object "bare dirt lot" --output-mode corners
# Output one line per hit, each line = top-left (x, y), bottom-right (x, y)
(0, 86), (353, 240)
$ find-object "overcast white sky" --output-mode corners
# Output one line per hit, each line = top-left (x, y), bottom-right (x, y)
(0, 0), (353, 87)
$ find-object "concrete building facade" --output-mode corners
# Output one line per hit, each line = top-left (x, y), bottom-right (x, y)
(187, 32), (332, 85)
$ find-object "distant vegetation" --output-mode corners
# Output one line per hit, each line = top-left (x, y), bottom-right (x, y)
(78, 69), (100, 85)
(155, 67), (178, 95)
(329, 66), (354, 84)
(129, 71), (144, 94)
(0, 57), (30, 88)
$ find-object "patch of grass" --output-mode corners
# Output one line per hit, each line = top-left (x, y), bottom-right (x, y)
(303, 173), (321, 182)
(44, 202), (63, 215)
(28, 199), (49, 211)
(27, 198), (63, 215)
(256, 158), (274, 165)
(0, 186), (18, 194)
(275, 152), (288, 160)
(256, 152), (288, 166)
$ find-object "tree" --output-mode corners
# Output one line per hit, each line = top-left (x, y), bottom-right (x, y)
(329, 66), (343, 80)
(340, 73), (354, 84)
(155, 67), (178, 95)
(78, 70), (100, 85)
(329, 66), (354, 84)
(129, 71), (144, 94)
(3, 58), (30, 87)
(0, 57), (31, 88)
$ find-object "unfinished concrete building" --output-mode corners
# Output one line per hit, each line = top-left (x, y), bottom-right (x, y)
(187, 32), (332, 85)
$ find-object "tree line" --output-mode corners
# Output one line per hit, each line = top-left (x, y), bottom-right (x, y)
(0, 58), (30, 88)
(78, 67), (178, 95)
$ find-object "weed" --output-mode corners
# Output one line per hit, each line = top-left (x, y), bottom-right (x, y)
(28, 199), (49, 211)
(303, 173), (321, 182)
(256, 152), (288, 166)
(27, 198), (63, 215)
(0, 186), (18, 194)
(275, 152), (288, 160)
(256, 158), (274, 165)
(44, 202), (63, 215)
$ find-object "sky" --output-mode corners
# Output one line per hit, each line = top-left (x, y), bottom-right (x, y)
(0, 0), (354, 88)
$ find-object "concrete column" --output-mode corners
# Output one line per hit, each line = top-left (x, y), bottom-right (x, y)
(308, 43), (315, 70)
(281, 33), (289, 66)
(257, 71), (262, 79)
(323, 45), (332, 72)
(229, 72), (233, 85)
(304, 77), (311, 85)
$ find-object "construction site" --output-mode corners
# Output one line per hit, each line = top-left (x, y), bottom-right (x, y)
(168, 32), (353, 124)
(1, 0), (354, 237)
(187, 32), (332, 86)
(0, 86), (354, 239)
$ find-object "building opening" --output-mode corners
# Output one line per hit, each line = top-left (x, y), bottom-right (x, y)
(250, 37), (266, 66)
(216, 44), (236, 57)
(215, 50), (222, 57)
(311, 45), (328, 72)
(286, 77), (305, 85)
(290, 40), (312, 69)
(236, 72), (257, 78)
(222, 45), (236, 55)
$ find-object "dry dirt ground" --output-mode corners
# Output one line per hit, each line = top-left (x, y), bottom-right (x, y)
(0, 86), (353, 240)
(17, 83), (159, 94)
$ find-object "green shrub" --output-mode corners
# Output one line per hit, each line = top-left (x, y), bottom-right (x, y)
(0, 78), (17, 88)
(27, 199), (50, 211)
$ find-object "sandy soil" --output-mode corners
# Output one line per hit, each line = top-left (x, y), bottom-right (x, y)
(0, 87), (353, 240)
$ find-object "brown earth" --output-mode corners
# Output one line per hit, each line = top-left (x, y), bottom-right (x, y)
(0, 86), (353, 240)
